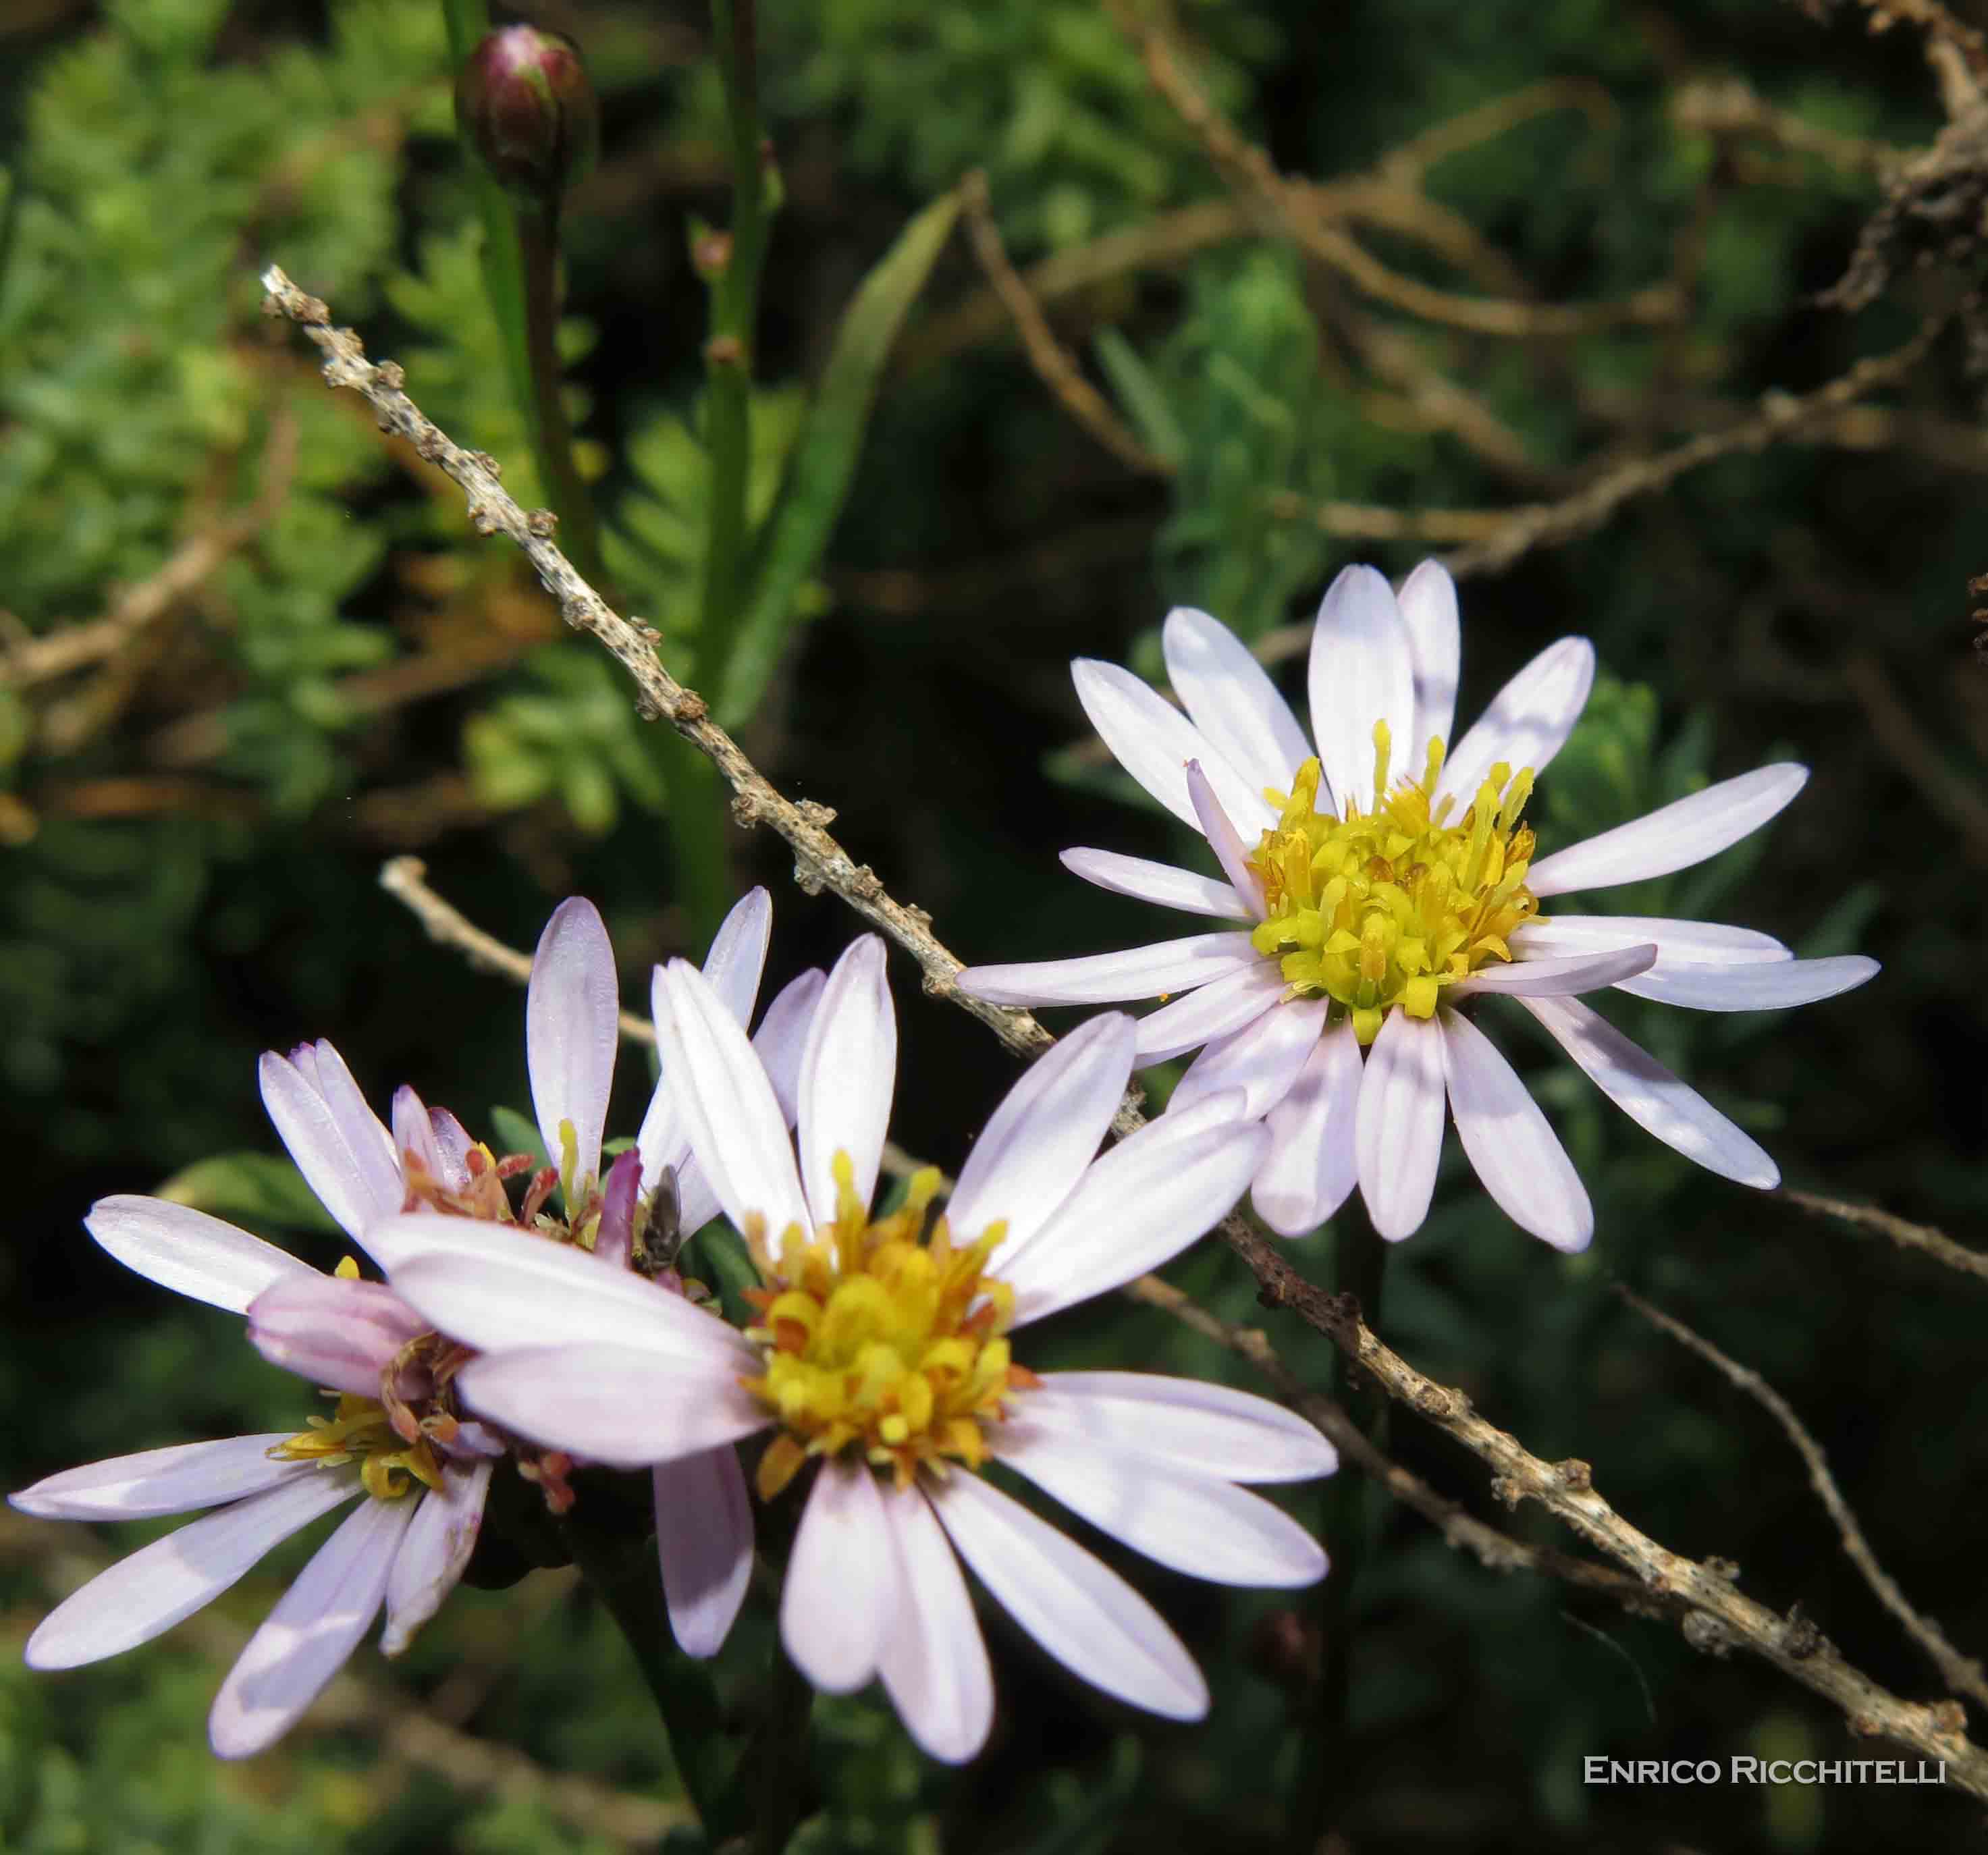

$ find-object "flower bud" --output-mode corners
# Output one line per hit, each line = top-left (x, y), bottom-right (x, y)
(455, 24), (599, 204)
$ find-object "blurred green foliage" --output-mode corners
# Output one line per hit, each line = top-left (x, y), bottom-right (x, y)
(4, 0), (1985, 1850)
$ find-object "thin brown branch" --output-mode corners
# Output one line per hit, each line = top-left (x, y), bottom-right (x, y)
(1619, 1286), (1988, 1711)
(1672, 75), (1906, 178)
(1781, 1187), (1988, 1285)
(261, 263), (1988, 1794)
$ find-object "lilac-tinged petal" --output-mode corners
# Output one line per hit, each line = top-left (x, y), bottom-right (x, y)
(878, 1488), (994, 1764)
(1439, 1009), (1590, 1252)
(1131, 963), (1287, 1064)
(1185, 761), (1266, 918)
(959, 933), (1259, 1007)
(454, 1346), (770, 1467)
(392, 1086), (447, 1189)
(1396, 559), (1460, 753)
(1253, 1019), (1363, 1237)
(654, 1446), (753, 1659)
(258, 1047), (401, 1245)
(427, 1110), (475, 1193)
(381, 1458), (492, 1656)
(25, 1472), (360, 1670)
(1517, 994), (1779, 1187)
(527, 897), (619, 1192)
(701, 886), (773, 1027)
(209, 1493), (415, 1758)
(638, 966), (696, 1194)
(11, 1435), (313, 1521)
(929, 1469), (1207, 1720)
(1513, 915), (1789, 967)
(798, 936), (897, 1229)
(1072, 657), (1275, 835)
(1528, 764), (1810, 897)
(996, 1427), (1326, 1586)
(1170, 993), (1326, 1120)
(1021, 1374), (1337, 1483)
(375, 1216), (757, 1372)
(948, 1015), (1135, 1252)
(84, 1195), (317, 1316)
(594, 1148), (644, 1272)
(1307, 565), (1413, 814)
(1448, 944), (1656, 998)
(673, 1159), (722, 1239)
(1059, 847), (1250, 920)
(1354, 1011), (1447, 1242)
(753, 968), (827, 1125)
(247, 1274), (430, 1398)
(781, 1459), (889, 1693)
(1162, 605), (1314, 799)
(1437, 637), (1594, 810)
(1614, 955), (1879, 1011)
(1002, 1110), (1269, 1326)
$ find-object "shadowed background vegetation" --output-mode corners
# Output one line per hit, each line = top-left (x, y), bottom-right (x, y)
(3, 0), (1986, 1850)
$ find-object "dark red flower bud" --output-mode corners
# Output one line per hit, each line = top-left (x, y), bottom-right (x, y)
(455, 25), (599, 204)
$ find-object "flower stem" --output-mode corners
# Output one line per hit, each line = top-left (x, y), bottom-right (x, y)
(517, 200), (602, 585)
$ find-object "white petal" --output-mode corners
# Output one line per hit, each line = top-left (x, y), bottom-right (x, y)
(427, 1109), (475, 1193)
(209, 1493), (414, 1758)
(654, 1446), (754, 1659)
(1518, 994), (1779, 1187)
(247, 1273), (431, 1397)
(753, 968), (828, 1125)
(1528, 764), (1810, 897)
(456, 1346), (768, 1466)
(1437, 637), (1594, 809)
(997, 1428), (1325, 1586)
(798, 936), (897, 1229)
(1307, 564), (1414, 814)
(1252, 1019), (1364, 1237)
(1169, 993), (1326, 1119)
(1449, 944), (1656, 998)
(1002, 1110), (1269, 1326)
(1162, 605), (1314, 799)
(1354, 1011), (1447, 1242)
(929, 1470), (1207, 1720)
(948, 1014), (1135, 1250)
(1021, 1374), (1337, 1483)
(11, 1434), (313, 1522)
(1072, 657), (1275, 834)
(1060, 847), (1250, 920)
(392, 1086), (448, 1189)
(701, 887), (773, 1027)
(84, 1195), (317, 1316)
(637, 964), (697, 1194)
(1614, 955), (1879, 1011)
(258, 1047), (401, 1246)
(1513, 915), (1790, 967)
(381, 1459), (492, 1657)
(673, 1160), (722, 1239)
(374, 1216), (756, 1372)
(959, 932), (1259, 1007)
(656, 959), (811, 1244)
(1439, 1009), (1590, 1252)
(1184, 761), (1266, 918)
(25, 1472), (359, 1670)
(781, 1459), (889, 1693)
(1396, 559), (1460, 752)
(1132, 963), (1287, 1064)
(527, 897), (620, 1193)
(876, 1487), (994, 1764)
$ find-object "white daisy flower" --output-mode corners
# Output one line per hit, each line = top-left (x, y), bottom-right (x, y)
(957, 562), (1879, 1249)
(367, 937), (1333, 1763)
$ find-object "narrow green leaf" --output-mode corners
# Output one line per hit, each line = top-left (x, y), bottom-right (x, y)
(155, 1153), (340, 1236)
(684, 1222), (761, 1329)
(714, 188), (963, 728)
(488, 1104), (547, 1168)
(1094, 325), (1186, 468)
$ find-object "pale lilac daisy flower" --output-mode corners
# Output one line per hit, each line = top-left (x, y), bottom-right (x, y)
(369, 936), (1333, 1763)
(957, 562), (1879, 1248)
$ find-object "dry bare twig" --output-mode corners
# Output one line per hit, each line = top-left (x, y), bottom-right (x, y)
(259, 264), (1988, 1796)
(1781, 1187), (1988, 1286)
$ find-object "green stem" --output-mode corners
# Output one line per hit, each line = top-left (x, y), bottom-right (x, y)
(700, 0), (773, 694)
(743, 1646), (813, 1855)
(1295, 1206), (1390, 1848)
(659, 728), (736, 948)
(559, 1500), (749, 1843)
(518, 201), (602, 583)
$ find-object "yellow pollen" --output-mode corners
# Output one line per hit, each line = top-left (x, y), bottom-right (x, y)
(738, 1150), (1032, 1497)
(269, 1393), (445, 1501)
(1247, 742), (1538, 1044)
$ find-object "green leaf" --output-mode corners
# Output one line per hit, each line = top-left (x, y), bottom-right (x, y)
(684, 1222), (761, 1329)
(1094, 325), (1185, 467)
(714, 186), (963, 728)
(154, 1152), (340, 1235)
(488, 1103), (547, 1167)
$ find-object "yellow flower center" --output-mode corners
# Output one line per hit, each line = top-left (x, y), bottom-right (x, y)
(740, 1154), (1034, 1501)
(1247, 724), (1538, 1045)
(269, 1393), (446, 1502)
